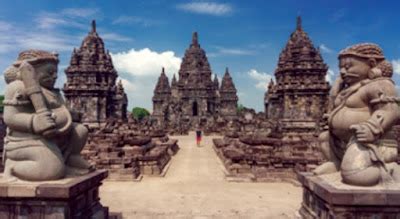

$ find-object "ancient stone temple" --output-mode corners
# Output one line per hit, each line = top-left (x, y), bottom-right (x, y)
(264, 16), (330, 133)
(213, 17), (326, 182)
(152, 32), (238, 133)
(219, 67), (239, 118)
(63, 20), (128, 127)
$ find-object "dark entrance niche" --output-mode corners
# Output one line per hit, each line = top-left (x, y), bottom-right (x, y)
(192, 101), (198, 116)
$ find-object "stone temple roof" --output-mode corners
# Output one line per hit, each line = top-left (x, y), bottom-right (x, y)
(178, 32), (213, 87)
(66, 20), (117, 74)
(276, 16), (327, 74)
(220, 67), (237, 93)
(154, 67), (171, 94)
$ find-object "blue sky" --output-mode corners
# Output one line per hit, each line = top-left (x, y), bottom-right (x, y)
(1, 0), (400, 112)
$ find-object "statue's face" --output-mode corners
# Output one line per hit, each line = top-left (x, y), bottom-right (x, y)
(339, 56), (371, 85)
(35, 62), (58, 89)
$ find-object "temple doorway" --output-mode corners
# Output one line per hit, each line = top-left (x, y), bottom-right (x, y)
(192, 101), (198, 116)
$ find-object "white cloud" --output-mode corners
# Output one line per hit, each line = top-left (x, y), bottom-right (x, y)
(330, 8), (347, 23)
(61, 8), (99, 18)
(326, 69), (335, 83)
(0, 20), (75, 54)
(0, 21), (12, 31)
(247, 69), (273, 91)
(110, 48), (183, 110)
(35, 12), (87, 30)
(111, 48), (181, 77)
(320, 44), (333, 54)
(101, 33), (133, 42)
(35, 8), (100, 30)
(112, 16), (160, 27)
(120, 78), (137, 92)
(214, 46), (255, 56)
(392, 59), (400, 75)
(177, 2), (233, 16)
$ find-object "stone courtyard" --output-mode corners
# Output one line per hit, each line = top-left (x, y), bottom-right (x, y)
(100, 132), (302, 218)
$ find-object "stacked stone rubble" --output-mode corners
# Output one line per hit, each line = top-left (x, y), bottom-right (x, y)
(83, 119), (179, 179)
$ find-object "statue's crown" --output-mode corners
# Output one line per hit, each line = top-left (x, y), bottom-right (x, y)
(339, 43), (385, 60)
(14, 50), (59, 66)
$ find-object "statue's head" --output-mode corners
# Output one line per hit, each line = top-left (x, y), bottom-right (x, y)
(4, 50), (59, 89)
(338, 43), (392, 85)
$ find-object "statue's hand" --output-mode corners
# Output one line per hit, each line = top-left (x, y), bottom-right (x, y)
(32, 111), (56, 136)
(19, 61), (36, 77)
(350, 124), (376, 143)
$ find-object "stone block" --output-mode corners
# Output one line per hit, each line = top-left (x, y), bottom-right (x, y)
(298, 172), (400, 218)
(0, 170), (109, 218)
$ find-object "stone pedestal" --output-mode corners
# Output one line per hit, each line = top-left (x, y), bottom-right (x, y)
(298, 172), (400, 219)
(0, 170), (109, 219)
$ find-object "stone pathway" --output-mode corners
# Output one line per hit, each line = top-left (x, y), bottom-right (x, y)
(100, 132), (302, 218)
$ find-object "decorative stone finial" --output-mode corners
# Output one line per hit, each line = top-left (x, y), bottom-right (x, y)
(296, 16), (302, 30)
(192, 32), (199, 46)
(91, 20), (96, 33)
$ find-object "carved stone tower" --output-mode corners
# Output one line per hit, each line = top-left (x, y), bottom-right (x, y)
(219, 68), (238, 118)
(63, 20), (127, 127)
(264, 16), (330, 132)
(176, 32), (218, 118)
(152, 67), (171, 120)
(151, 32), (238, 130)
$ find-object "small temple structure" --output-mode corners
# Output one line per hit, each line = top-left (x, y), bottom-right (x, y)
(152, 32), (238, 133)
(264, 16), (330, 134)
(63, 20), (128, 127)
(63, 21), (179, 180)
(213, 17), (329, 181)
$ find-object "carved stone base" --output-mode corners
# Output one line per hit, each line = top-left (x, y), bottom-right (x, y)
(298, 172), (400, 219)
(0, 170), (109, 219)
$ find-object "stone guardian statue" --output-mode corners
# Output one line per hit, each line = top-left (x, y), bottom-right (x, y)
(313, 43), (400, 186)
(2, 50), (92, 181)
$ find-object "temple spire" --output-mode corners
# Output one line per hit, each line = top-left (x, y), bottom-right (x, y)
(296, 16), (302, 30)
(192, 32), (199, 46)
(91, 20), (96, 33)
(225, 67), (229, 75)
(161, 67), (165, 75)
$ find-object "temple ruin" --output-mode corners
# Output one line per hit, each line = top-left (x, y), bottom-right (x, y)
(63, 20), (128, 128)
(63, 21), (179, 179)
(264, 16), (330, 134)
(151, 32), (238, 134)
(213, 17), (329, 181)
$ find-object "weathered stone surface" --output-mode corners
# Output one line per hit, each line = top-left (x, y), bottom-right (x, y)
(0, 170), (109, 219)
(82, 119), (179, 179)
(298, 172), (400, 218)
(213, 18), (326, 182)
(63, 20), (127, 127)
(264, 16), (330, 134)
(313, 42), (400, 187)
(0, 115), (5, 172)
(151, 32), (238, 134)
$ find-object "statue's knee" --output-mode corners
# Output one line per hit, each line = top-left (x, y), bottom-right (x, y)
(341, 166), (380, 186)
(318, 131), (329, 142)
(38, 155), (65, 180)
(73, 123), (88, 141)
(32, 148), (65, 180)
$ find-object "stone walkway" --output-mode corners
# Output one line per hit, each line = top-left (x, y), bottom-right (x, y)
(100, 132), (302, 218)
